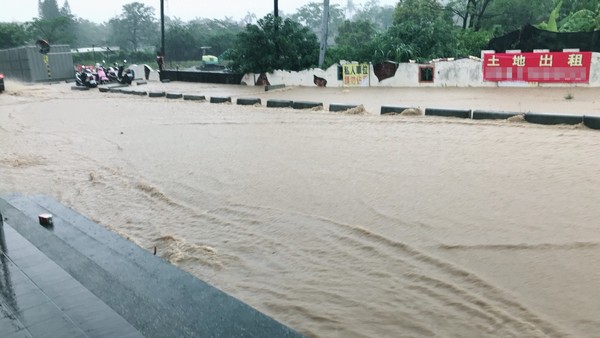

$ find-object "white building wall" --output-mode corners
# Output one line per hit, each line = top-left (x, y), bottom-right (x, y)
(242, 52), (600, 88)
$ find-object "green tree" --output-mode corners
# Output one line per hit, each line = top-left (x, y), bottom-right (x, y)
(227, 14), (319, 73)
(0, 23), (30, 48)
(74, 19), (110, 48)
(389, 0), (457, 61)
(353, 0), (395, 31)
(38, 0), (61, 20)
(28, 16), (75, 44)
(108, 2), (158, 51)
(447, 0), (495, 30)
(482, 0), (554, 33)
(324, 20), (378, 67)
(454, 28), (491, 57)
(288, 2), (345, 44)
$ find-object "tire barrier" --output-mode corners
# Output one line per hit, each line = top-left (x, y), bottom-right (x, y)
(292, 101), (323, 110)
(84, 87), (600, 132)
(265, 84), (286, 91)
(472, 110), (520, 120)
(237, 98), (261, 106)
(381, 106), (417, 115)
(136, 81), (147, 86)
(329, 103), (359, 112)
(210, 96), (232, 104)
(166, 92), (183, 99)
(183, 94), (206, 101)
(524, 112), (583, 125)
(425, 108), (471, 119)
(148, 91), (166, 98)
(266, 99), (293, 108)
(583, 115), (600, 130)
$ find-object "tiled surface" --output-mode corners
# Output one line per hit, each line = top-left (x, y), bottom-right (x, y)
(0, 194), (304, 338)
(0, 222), (143, 338)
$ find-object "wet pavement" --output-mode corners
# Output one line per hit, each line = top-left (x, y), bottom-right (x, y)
(0, 194), (303, 337)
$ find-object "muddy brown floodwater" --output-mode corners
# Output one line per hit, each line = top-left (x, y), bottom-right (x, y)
(1, 80), (600, 337)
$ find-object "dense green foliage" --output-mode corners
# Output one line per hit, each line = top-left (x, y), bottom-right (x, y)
(1, 0), (599, 73)
(226, 14), (319, 73)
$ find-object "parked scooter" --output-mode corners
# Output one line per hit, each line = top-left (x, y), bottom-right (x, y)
(75, 68), (98, 88)
(117, 63), (135, 85)
(95, 64), (109, 84)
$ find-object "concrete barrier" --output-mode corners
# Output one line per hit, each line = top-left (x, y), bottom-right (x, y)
(98, 86), (110, 93)
(183, 94), (206, 101)
(425, 108), (471, 118)
(110, 88), (124, 93)
(136, 81), (147, 86)
(583, 115), (600, 129)
(132, 90), (147, 96)
(267, 99), (293, 108)
(293, 101), (323, 110)
(381, 106), (417, 115)
(237, 98), (261, 105)
(329, 103), (359, 112)
(148, 91), (166, 98)
(265, 84), (285, 91)
(210, 96), (232, 104)
(524, 112), (583, 125)
(472, 110), (521, 120)
(166, 92), (183, 99)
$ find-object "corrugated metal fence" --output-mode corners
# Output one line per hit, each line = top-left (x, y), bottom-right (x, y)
(0, 45), (74, 82)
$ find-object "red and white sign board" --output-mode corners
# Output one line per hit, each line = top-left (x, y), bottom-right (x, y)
(483, 52), (592, 83)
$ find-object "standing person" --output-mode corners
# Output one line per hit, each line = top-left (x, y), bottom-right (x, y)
(156, 53), (165, 72)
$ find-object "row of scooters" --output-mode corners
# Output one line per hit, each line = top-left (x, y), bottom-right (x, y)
(75, 63), (136, 88)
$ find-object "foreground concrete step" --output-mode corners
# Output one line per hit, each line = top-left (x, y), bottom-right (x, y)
(0, 222), (143, 338)
(0, 194), (303, 338)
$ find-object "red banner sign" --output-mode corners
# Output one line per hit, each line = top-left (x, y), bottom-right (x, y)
(483, 52), (592, 83)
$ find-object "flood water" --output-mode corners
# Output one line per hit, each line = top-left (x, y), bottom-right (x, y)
(1, 82), (600, 337)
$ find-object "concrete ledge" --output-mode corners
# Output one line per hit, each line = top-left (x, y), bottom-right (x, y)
(0, 194), (303, 338)
(381, 106), (417, 115)
(210, 96), (232, 104)
(237, 98), (261, 105)
(71, 86), (90, 91)
(267, 99), (293, 108)
(166, 92), (183, 99)
(293, 101), (322, 110)
(583, 115), (600, 129)
(148, 91), (166, 98)
(98, 86), (111, 93)
(524, 112), (583, 125)
(472, 110), (520, 120)
(132, 90), (148, 96)
(425, 108), (471, 119)
(183, 94), (206, 101)
(330, 103), (359, 112)
(265, 84), (286, 91)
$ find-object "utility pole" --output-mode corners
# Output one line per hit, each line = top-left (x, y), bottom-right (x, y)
(318, 0), (330, 68)
(274, 0), (278, 17)
(160, 0), (165, 57)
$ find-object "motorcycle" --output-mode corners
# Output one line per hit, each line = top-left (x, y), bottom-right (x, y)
(75, 68), (98, 88)
(117, 64), (135, 85)
(95, 64), (109, 85)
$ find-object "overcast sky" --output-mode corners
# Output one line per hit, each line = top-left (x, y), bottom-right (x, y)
(0, 0), (399, 23)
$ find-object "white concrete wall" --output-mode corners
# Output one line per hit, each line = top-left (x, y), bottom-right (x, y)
(242, 52), (600, 88)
